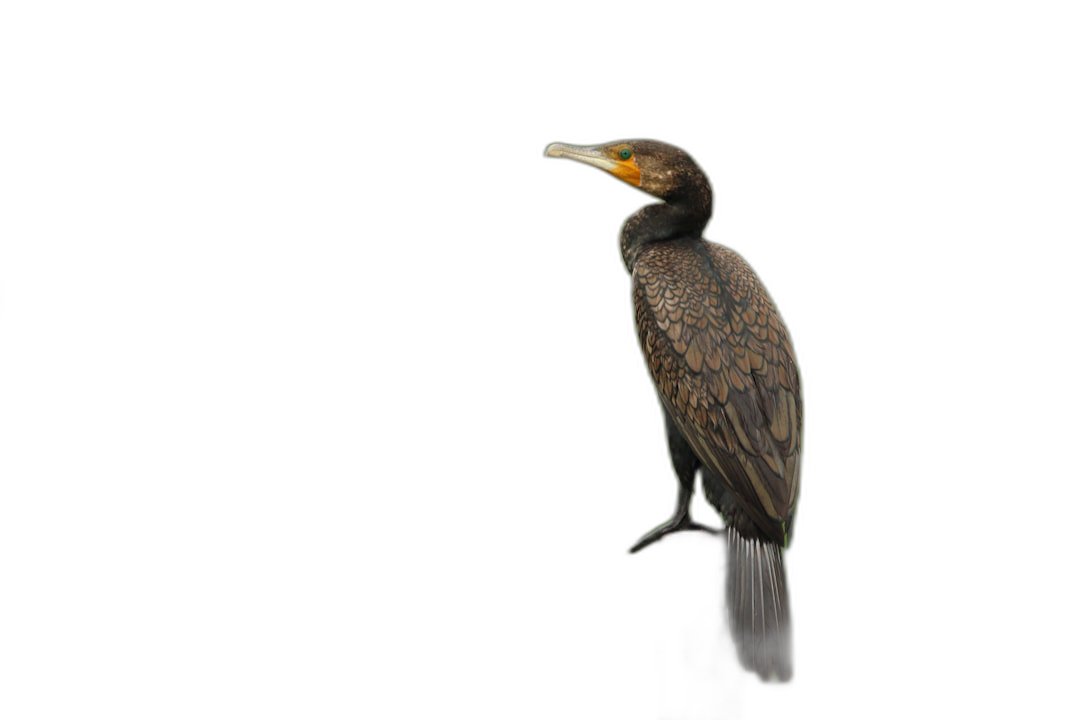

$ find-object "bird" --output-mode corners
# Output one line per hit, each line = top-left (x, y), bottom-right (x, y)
(545, 139), (802, 682)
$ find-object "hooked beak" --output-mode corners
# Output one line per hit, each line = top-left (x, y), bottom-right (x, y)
(545, 141), (642, 188)
(544, 143), (619, 172)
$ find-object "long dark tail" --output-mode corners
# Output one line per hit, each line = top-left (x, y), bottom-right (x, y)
(726, 526), (792, 682)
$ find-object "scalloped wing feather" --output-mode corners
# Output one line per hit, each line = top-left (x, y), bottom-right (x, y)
(633, 240), (802, 544)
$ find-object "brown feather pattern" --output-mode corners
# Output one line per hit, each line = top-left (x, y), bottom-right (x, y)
(633, 239), (802, 545)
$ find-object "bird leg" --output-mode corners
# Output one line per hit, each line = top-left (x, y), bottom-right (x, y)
(630, 481), (721, 557)
(630, 408), (721, 557)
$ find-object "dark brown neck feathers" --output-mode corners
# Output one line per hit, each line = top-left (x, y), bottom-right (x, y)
(620, 183), (712, 272)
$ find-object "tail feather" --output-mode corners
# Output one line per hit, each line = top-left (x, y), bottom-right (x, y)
(726, 526), (792, 682)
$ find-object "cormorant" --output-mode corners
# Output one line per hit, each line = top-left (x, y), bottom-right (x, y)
(545, 139), (802, 682)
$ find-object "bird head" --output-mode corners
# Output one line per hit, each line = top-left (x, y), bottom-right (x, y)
(544, 139), (709, 205)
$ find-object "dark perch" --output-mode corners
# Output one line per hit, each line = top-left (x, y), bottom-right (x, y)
(545, 140), (803, 682)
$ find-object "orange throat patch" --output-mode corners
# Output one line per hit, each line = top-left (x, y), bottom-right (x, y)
(611, 160), (641, 187)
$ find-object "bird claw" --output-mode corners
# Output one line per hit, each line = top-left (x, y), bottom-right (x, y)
(629, 513), (720, 553)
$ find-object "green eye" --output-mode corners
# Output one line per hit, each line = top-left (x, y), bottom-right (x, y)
(619, 148), (632, 160)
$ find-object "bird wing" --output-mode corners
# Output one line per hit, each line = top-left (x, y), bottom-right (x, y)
(633, 240), (802, 544)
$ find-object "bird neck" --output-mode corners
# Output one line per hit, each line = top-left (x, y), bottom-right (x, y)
(620, 191), (712, 272)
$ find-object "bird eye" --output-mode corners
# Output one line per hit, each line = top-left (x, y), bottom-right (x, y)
(619, 148), (632, 160)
